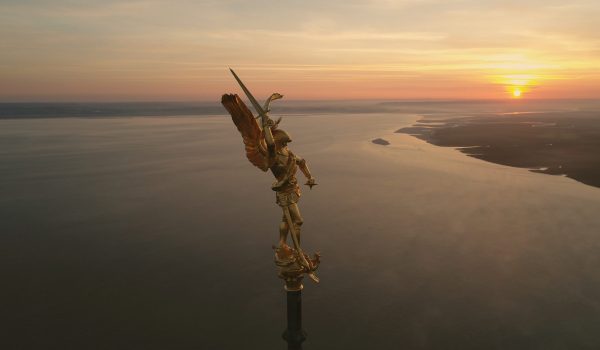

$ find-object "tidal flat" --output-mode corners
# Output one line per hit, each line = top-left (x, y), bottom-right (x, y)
(398, 110), (600, 188)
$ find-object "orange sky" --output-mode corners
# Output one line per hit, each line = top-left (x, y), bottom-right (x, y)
(1, 0), (599, 101)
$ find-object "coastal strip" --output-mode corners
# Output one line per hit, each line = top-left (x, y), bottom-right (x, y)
(397, 111), (600, 189)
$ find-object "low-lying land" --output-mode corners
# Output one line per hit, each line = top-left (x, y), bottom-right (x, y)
(397, 111), (600, 188)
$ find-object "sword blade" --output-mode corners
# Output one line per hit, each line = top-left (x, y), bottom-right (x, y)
(229, 68), (268, 122)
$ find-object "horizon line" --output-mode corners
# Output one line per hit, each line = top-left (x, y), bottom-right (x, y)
(1, 97), (599, 104)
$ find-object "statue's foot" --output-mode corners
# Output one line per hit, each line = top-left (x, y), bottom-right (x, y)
(274, 243), (294, 261)
(278, 242), (291, 249)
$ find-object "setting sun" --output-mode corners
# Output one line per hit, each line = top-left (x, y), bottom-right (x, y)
(512, 88), (522, 98)
(494, 73), (537, 99)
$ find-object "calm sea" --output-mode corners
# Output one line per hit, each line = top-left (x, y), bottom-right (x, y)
(2, 99), (600, 349)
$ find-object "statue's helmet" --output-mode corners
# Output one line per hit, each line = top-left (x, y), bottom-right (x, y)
(273, 129), (292, 145)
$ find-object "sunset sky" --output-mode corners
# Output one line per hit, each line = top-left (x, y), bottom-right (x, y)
(1, 0), (599, 101)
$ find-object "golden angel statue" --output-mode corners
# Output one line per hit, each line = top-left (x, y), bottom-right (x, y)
(222, 69), (320, 286)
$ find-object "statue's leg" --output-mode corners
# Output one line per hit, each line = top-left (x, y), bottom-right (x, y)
(279, 211), (289, 246)
(282, 202), (317, 282)
(288, 203), (304, 244)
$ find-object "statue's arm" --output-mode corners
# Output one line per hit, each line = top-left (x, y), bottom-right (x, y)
(263, 121), (276, 159)
(297, 157), (316, 185)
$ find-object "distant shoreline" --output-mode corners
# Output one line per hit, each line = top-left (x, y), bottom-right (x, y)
(3, 99), (600, 119)
(397, 111), (600, 189)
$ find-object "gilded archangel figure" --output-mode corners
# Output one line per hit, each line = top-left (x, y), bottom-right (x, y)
(222, 69), (320, 286)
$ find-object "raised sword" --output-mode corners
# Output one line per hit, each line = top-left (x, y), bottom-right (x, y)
(229, 68), (272, 128)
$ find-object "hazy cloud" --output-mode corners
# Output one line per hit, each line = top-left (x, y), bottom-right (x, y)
(1, 0), (599, 100)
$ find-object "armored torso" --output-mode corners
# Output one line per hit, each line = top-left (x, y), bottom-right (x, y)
(270, 149), (301, 206)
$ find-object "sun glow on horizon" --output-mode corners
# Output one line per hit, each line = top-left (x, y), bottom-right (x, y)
(494, 73), (538, 99)
(512, 88), (522, 98)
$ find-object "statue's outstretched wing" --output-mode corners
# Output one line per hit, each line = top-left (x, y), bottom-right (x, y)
(221, 94), (269, 171)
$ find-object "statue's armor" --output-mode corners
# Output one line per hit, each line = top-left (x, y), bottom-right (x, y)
(222, 80), (320, 284)
(270, 150), (301, 207)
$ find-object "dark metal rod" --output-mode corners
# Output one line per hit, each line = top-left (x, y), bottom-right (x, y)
(282, 289), (306, 349)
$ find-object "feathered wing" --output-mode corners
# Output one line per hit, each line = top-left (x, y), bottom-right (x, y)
(221, 94), (269, 171)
